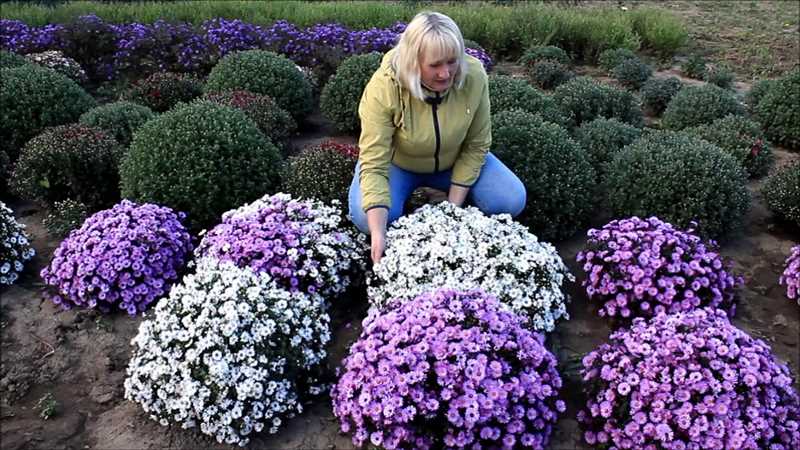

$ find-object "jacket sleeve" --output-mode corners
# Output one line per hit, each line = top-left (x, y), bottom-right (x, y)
(451, 65), (491, 187)
(358, 73), (396, 212)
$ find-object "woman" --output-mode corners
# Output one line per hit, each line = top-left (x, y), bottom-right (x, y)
(349, 11), (526, 263)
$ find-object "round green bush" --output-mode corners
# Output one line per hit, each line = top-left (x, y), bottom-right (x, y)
(519, 45), (570, 67)
(205, 50), (313, 120)
(0, 64), (96, 161)
(282, 141), (358, 207)
(0, 51), (29, 69)
(573, 117), (643, 181)
(611, 58), (652, 90)
(753, 69), (800, 149)
(598, 48), (637, 74)
(762, 161), (800, 227)
(662, 84), (744, 130)
(745, 79), (775, 113)
(491, 109), (596, 241)
(488, 75), (568, 127)
(681, 54), (707, 79)
(704, 64), (735, 90)
(43, 199), (89, 238)
(320, 52), (382, 134)
(203, 90), (296, 147)
(0, 150), (10, 197)
(119, 101), (283, 231)
(79, 101), (155, 148)
(606, 131), (750, 239)
(684, 115), (773, 178)
(553, 76), (644, 129)
(120, 72), (203, 113)
(10, 124), (123, 209)
(529, 60), (574, 90)
(640, 76), (683, 116)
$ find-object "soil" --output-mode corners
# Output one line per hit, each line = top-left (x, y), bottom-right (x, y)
(2, 68), (799, 449)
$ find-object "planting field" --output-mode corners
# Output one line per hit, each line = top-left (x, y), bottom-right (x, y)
(1, 2), (799, 449)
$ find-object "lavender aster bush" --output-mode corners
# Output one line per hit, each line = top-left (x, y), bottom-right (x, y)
(576, 216), (742, 324)
(780, 245), (800, 303)
(578, 307), (800, 449)
(368, 202), (572, 332)
(196, 193), (365, 298)
(124, 259), (331, 447)
(332, 288), (566, 450)
(40, 200), (193, 315)
(1, 202), (35, 286)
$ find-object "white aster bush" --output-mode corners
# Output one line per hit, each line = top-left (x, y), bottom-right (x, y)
(368, 202), (573, 332)
(124, 259), (332, 447)
(1, 201), (35, 286)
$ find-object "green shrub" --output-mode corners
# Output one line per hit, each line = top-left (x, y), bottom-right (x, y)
(573, 117), (643, 182)
(43, 199), (89, 238)
(119, 101), (283, 231)
(519, 45), (570, 67)
(553, 76), (644, 129)
(662, 84), (744, 130)
(10, 124), (123, 209)
(0, 150), (10, 197)
(79, 101), (155, 148)
(606, 131), (749, 239)
(0, 64), (96, 161)
(762, 161), (800, 227)
(491, 109), (596, 241)
(529, 60), (574, 90)
(681, 54), (707, 79)
(120, 72), (203, 113)
(205, 50), (313, 120)
(704, 64), (735, 90)
(281, 141), (358, 207)
(320, 52), (382, 134)
(0, 51), (29, 69)
(745, 79), (775, 113)
(753, 69), (800, 149)
(488, 75), (568, 127)
(640, 76), (683, 116)
(203, 90), (296, 148)
(611, 58), (652, 90)
(24, 50), (88, 85)
(684, 115), (773, 178)
(598, 48), (637, 74)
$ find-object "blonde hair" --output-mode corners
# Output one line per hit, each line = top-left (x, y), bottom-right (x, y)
(391, 11), (468, 100)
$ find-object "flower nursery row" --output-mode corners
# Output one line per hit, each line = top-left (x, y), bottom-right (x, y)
(3, 193), (800, 448)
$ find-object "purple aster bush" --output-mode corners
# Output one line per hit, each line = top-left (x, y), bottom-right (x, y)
(332, 288), (566, 450)
(40, 200), (193, 315)
(196, 193), (365, 298)
(780, 245), (800, 303)
(578, 307), (800, 449)
(576, 216), (741, 324)
(465, 46), (494, 72)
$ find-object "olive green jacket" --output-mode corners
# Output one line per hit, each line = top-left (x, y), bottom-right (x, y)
(357, 48), (491, 212)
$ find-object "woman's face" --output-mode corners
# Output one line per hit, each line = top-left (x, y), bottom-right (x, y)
(420, 51), (458, 93)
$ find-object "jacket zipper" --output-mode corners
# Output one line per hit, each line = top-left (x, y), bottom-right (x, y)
(432, 92), (441, 172)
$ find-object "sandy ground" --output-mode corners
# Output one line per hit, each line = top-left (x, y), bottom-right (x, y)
(1, 70), (799, 449)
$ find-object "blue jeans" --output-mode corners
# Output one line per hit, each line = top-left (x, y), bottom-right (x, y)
(348, 153), (526, 234)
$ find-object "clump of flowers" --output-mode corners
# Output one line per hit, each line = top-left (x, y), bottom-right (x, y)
(196, 193), (365, 298)
(576, 216), (741, 324)
(40, 200), (193, 315)
(780, 245), (800, 304)
(42, 199), (89, 238)
(1, 201), (35, 286)
(578, 307), (800, 449)
(465, 46), (494, 72)
(368, 202), (572, 332)
(125, 259), (331, 447)
(332, 288), (565, 450)
(24, 50), (87, 84)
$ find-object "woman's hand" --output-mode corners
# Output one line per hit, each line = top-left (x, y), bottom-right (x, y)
(448, 185), (469, 206)
(366, 207), (388, 264)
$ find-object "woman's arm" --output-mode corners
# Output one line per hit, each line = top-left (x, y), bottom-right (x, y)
(448, 184), (469, 206)
(366, 207), (388, 263)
